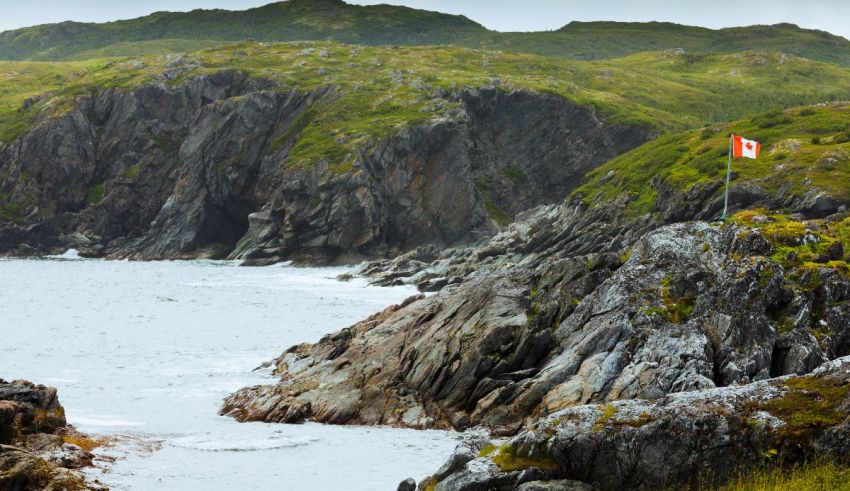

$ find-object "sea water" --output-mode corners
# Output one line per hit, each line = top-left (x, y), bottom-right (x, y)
(0, 256), (458, 490)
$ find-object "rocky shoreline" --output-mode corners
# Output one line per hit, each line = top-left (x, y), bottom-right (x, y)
(0, 70), (647, 264)
(1, 50), (848, 491)
(222, 193), (850, 488)
(412, 356), (850, 490)
(0, 379), (106, 490)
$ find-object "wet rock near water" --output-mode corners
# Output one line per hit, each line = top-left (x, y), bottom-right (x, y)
(222, 219), (850, 437)
(415, 356), (850, 490)
(0, 379), (104, 490)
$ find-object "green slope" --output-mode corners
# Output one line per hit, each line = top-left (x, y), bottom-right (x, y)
(0, 0), (849, 66)
(2, 42), (849, 166)
(574, 103), (850, 215)
(0, 0), (487, 61)
(474, 21), (850, 66)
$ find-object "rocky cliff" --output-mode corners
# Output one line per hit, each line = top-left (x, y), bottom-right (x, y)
(222, 212), (850, 430)
(0, 71), (647, 263)
(415, 356), (850, 490)
(222, 197), (850, 487)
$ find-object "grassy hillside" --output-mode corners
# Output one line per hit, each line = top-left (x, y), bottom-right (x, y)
(0, 42), (850, 155)
(2, 42), (850, 170)
(476, 22), (850, 66)
(0, 0), (486, 61)
(0, 1), (849, 66)
(574, 103), (850, 215)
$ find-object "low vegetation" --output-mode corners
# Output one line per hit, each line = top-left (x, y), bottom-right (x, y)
(2, 41), (850, 172)
(732, 210), (850, 274)
(759, 374), (850, 431)
(719, 460), (850, 491)
(490, 444), (559, 473)
(575, 104), (850, 216)
(1, 1), (849, 67)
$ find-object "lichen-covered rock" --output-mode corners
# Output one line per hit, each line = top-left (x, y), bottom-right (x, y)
(422, 356), (850, 490)
(0, 445), (89, 491)
(361, 199), (655, 291)
(0, 380), (66, 441)
(0, 380), (100, 490)
(223, 220), (850, 433)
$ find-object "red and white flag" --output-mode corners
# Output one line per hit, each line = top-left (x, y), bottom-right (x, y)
(732, 134), (760, 159)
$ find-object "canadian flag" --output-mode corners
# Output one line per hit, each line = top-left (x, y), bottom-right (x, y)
(732, 134), (760, 159)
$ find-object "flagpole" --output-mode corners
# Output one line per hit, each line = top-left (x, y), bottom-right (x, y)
(722, 134), (732, 220)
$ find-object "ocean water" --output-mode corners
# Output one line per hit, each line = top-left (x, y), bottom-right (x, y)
(0, 255), (458, 490)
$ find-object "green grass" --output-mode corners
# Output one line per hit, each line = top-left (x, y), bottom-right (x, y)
(474, 22), (850, 66)
(2, 41), (850, 174)
(575, 104), (850, 216)
(85, 183), (104, 206)
(0, 0), (486, 62)
(0, 191), (25, 223)
(719, 460), (850, 491)
(490, 444), (559, 472)
(758, 375), (850, 431)
(732, 210), (850, 274)
(1, 2), (850, 67)
(153, 131), (186, 154)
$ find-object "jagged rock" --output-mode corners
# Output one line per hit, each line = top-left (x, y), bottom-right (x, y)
(517, 481), (592, 491)
(397, 478), (416, 491)
(424, 356), (850, 490)
(222, 221), (850, 433)
(0, 380), (99, 490)
(0, 75), (648, 263)
(0, 380), (66, 440)
(0, 445), (89, 491)
(362, 200), (656, 291)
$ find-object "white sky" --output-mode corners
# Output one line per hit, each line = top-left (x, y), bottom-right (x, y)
(0, 1), (847, 40)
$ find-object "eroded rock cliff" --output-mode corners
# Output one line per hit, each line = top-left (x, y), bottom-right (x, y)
(0, 72), (647, 263)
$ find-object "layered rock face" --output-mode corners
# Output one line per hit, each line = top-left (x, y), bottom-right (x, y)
(0, 379), (100, 490)
(222, 217), (850, 437)
(0, 72), (647, 263)
(416, 356), (850, 490)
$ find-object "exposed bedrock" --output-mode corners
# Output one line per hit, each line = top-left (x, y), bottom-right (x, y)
(0, 72), (648, 262)
(0, 379), (101, 490)
(221, 220), (850, 433)
(413, 356), (850, 490)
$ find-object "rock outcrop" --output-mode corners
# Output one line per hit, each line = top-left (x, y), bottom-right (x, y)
(0, 72), (648, 263)
(222, 218), (850, 436)
(0, 379), (102, 490)
(413, 356), (850, 490)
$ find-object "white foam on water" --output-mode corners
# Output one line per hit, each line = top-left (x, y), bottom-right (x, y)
(0, 259), (458, 490)
(46, 248), (84, 260)
(169, 433), (320, 452)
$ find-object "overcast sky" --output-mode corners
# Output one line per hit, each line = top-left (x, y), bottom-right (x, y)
(1, 1), (848, 40)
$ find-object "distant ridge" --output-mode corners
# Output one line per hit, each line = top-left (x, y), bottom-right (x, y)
(0, 0), (849, 65)
(0, 0), (487, 60)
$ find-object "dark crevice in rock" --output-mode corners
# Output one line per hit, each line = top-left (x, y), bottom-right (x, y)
(0, 78), (652, 263)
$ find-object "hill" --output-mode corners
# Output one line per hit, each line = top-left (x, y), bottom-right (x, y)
(3, 43), (850, 147)
(0, 0), (487, 61)
(479, 21), (850, 66)
(0, 1), (849, 66)
(2, 41), (849, 262)
(574, 103), (850, 218)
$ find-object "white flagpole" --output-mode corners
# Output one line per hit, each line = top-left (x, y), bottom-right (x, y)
(722, 134), (732, 220)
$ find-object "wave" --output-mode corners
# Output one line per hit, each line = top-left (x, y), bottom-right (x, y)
(168, 434), (319, 452)
(44, 249), (85, 260)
